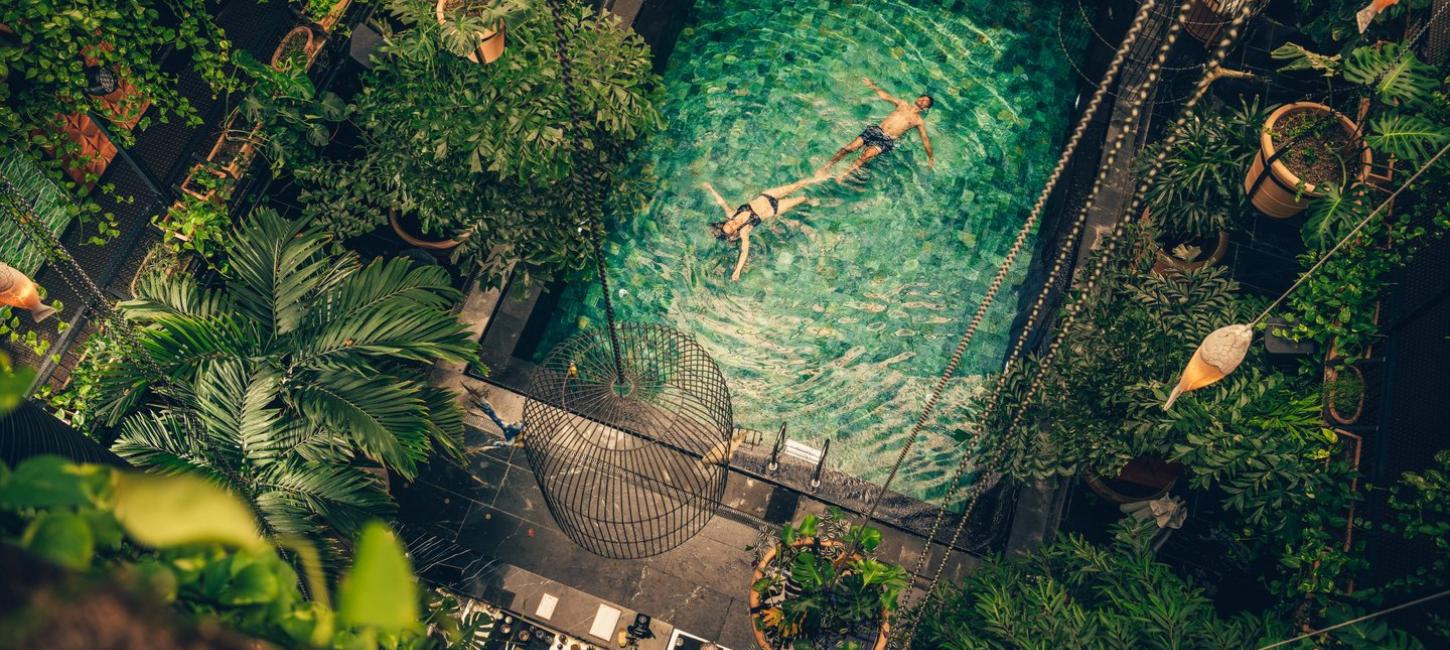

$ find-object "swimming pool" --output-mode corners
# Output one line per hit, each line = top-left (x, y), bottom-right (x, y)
(532, 0), (1086, 501)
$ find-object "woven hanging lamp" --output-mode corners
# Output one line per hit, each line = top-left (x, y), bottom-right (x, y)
(523, 324), (733, 559)
(520, 0), (734, 559)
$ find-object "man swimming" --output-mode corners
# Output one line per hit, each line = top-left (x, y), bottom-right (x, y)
(822, 77), (935, 182)
(703, 173), (826, 281)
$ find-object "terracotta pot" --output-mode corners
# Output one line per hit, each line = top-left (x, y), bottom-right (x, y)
(1084, 457), (1182, 505)
(388, 209), (464, 250)
(1324, 364), (1366, 425)
(205, 117), (259, 180)
(749, 538), (890, 650)
(271, 26), (318, 71)
(1141, 207), (1230, 274)
(1183, 0), (1241, 45)
(436, 0), (507, 64)
(1244, 102), (1373, 219)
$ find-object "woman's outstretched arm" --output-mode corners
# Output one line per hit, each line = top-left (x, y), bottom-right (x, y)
(731, 229), (752, 281)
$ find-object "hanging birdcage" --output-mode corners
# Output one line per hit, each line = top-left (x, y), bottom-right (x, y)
(522, 323), (733, 559)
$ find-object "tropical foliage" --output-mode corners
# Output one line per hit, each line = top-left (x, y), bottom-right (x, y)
(0, 0), (234, 243)
(97, 210), (475, 539)
(751, 510), (908, 650)
(976, 259), (1254, 479)
(913, 518), (1422, 650)
(1142, 100), (1265, 240)
(299, 0), (662, 288)
(0, 455), (493, 649)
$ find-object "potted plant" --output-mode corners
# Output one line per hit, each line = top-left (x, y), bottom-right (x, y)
(1084, 457), (1184, 504)
(749, 510), (906, 650)
(271, 25), (318, 71)
(205, 114), (261, 180)
(389, 208), (466, 251)
(179, 163), (230, 202)
(1243, 101), (1372, 219)
(1141, 101), (1264, 272)
(1324, 363), (1365, 425)
(435, 0), (523, 64)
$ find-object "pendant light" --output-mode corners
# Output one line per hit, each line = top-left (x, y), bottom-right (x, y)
(0, 262), (57, 322)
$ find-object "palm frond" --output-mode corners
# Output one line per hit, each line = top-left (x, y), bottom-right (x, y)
(288, 372), (433, 478)
(126, 273), (232, 322)
(255, 461), (394, 538)
(225, 208), (359, 338)
(111, 412), (234, 484)
(420, 385), (468, 466)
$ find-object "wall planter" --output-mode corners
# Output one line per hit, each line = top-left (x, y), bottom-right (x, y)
(206, 116), (260, 180)
(1244, 102), (1373, 219)
(272, 26), (320, 71)
(1324, 364), (1366, 425)
(55, 113), (118, 190)
(749, 538), (891, 650)
(389, 209), (465, 251)
(1084, 457), (1183, 505)
(436, 0), (507, 65)
(179, 166), (229, 203)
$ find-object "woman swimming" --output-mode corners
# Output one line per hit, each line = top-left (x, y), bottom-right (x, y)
(702, 174), (825, 281)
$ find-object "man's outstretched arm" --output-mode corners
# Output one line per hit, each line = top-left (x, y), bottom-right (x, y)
(917, 123), (936, 167)
(862, 76), (904, 105)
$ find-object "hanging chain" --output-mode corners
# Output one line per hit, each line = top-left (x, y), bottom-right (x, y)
(543, 0), (626, 382)
(888, 1), (1265, 647)
(0, 172), (171, 391)
(884, 0), (1166, 619)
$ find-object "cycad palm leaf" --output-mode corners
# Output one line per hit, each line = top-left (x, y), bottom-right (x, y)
(226, 208), (357, 338)
(289, 372), (434, 478)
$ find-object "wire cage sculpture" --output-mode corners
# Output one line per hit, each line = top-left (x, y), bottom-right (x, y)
(522, 323), (734, 559)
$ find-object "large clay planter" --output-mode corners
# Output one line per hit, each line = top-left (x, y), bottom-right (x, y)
(388, 210), (464, 251)
(436, 0), (507, 64)
(749, 539), (890, 650)
(1244, 102), (1373, 219)
(1084, 457), (1183, 505)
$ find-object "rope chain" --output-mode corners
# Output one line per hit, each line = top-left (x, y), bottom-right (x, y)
(544, 0), (626, 382)
(887, 0), (1162, 618)
(849, 0), (1165, 556)
(0, 173), (169, 387)
(889, 0), (1263, 646)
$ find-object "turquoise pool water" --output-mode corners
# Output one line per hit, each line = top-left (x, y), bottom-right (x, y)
(537, 0), (1085, 501)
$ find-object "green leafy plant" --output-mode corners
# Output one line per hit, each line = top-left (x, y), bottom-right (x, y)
(978, 256), (1253, 480)
(97, 209), (476, 540)
(154, 169), (233, 261)
(1142, 100), (1266, 241)
(301, 0), (662, 287)
(752, 509), (907, 650)
(0, 0), (235, 244)
(915, 518), (1284, 649)
(1324, 366), (1364, 416)
(1370, 451), (1450, 643)
(0, 455), (488, 649)
(232, 50), (346, 173)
